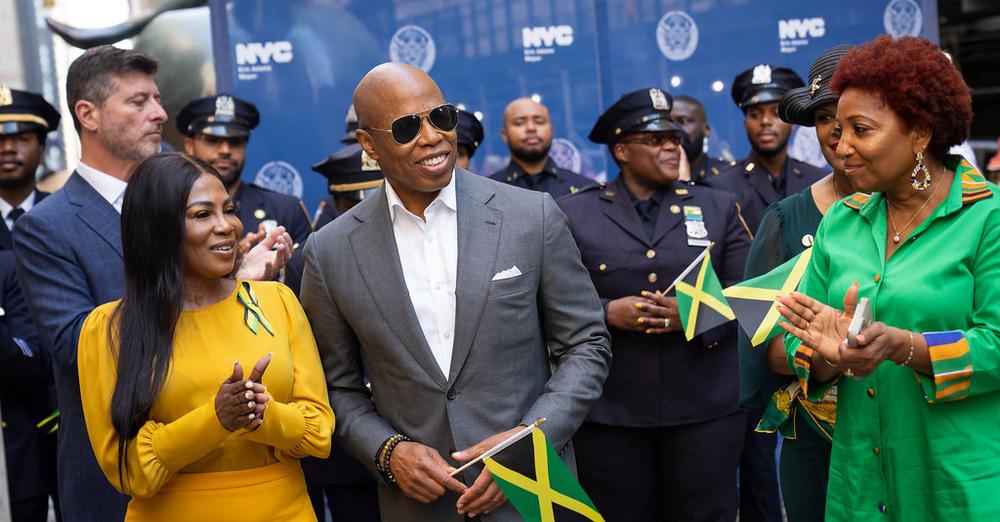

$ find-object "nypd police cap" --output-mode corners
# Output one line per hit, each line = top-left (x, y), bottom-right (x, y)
(176, 93), (260, 138)
(311, 143), (383, 194)
(588, 88), (681, 145)
(0, 85), (61, 135)
(456, 109), (484, 158)
(731, 64), (805, 111)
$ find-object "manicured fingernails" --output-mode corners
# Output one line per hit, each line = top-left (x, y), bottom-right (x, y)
(637, 317), (645, 324)
(245, 381), (254, 389)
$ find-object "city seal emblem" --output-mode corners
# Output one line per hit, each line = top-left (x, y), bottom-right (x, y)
(254, 161), (304, 198)
(884, 0), (922, 38)
(656, 11), (699, 61)
(389, 25), (437, 72)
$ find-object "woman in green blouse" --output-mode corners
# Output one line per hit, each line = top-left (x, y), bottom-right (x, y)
(777, 36), (1000, 521)
(739, 44), (854, 522)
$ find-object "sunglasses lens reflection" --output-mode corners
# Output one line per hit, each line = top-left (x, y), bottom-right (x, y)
(389, 104), (459, 144)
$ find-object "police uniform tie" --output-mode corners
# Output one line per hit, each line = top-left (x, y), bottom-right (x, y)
(634, 198), (659, 240)
(7, 207), (25, 225)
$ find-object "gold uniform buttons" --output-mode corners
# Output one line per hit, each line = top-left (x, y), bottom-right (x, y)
(254, 209), (267, 219)
(646, 249), (656, 259)
(647, 273), (657, 283)
(598, 263), (607, 272)
(670, 205), (681, 214)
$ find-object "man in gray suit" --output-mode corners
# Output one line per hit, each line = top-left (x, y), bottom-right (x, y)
(300, 63), (611, 521)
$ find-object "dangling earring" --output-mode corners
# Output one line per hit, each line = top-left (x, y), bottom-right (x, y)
(910, 151), (931, 191)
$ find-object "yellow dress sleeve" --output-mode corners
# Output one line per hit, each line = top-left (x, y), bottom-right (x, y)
(77, 304), (233, 498)
(242, 283), (334, 460)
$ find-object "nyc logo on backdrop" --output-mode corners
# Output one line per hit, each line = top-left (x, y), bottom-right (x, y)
(778, 17), (826, 54)
(521, 25), (575, 63)
(235, 41), (294, 80)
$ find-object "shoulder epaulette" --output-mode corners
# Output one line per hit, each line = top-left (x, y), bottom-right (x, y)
(842, 192), (870, 211)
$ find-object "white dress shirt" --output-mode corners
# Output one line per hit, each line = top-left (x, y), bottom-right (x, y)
(0, 190), (36, 230)
(76, 161), (128, 213)
(385, 174), (458, 378)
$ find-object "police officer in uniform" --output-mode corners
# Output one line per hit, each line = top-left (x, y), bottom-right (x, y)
(0, 86), (59, 250)
(0, 86), (60, 521)
(704, 65), (826, 235)
(454, 108), (483, 171)
(489, 97), (593, 197)
(558, 88), (751, 521)
(177, 93), (312, 245)
(310, 143), (383, 231)
(311, 104), (365, 229)
(671, 94), (735, 183)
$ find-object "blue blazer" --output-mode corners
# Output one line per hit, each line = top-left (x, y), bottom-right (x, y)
(13, 172), (128, 521)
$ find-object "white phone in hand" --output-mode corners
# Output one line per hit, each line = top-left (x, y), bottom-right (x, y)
(846, 297), (872, 348)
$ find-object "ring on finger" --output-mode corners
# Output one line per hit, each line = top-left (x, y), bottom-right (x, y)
(664, 318), (670, 328)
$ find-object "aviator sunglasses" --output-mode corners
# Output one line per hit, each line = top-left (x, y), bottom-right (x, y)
(363, 104), (459, 144)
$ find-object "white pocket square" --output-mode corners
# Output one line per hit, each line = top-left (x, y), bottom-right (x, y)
(491, 265), (523, 281)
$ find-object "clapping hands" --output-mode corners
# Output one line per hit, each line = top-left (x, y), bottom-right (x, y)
(214, 353), (272, 431)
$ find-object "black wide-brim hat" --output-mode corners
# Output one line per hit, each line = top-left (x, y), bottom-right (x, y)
(778, 45), (854, 127)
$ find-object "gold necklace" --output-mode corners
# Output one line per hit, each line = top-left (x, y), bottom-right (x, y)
(886, 167), (942, 243)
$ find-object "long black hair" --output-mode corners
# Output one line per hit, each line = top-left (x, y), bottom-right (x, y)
(109, 152), (223, 486)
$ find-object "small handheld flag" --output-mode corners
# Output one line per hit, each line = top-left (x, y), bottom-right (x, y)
(722, 248), (813, 347)
(484, 424), (605, 521)
(671, 245), (735, 341)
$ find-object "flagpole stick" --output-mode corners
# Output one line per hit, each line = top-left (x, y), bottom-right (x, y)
(660, 242), (715, 295)
(449, 418), (546, 477)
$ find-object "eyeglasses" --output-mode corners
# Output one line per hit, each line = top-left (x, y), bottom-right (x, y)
(363, 104), (459, 145)
(620, 133), (682, 148)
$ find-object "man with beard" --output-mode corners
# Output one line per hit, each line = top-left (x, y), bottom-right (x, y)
(489, 97), (593, 197)
(704, 65), (826, 234)
(671, 94), (735, 183)
(177, 94), (313, 246)
(0, 85), (60, 522)
(0, 87), (60, 249)
(703, 64), (825, 522)
(13, 46), (293, 522)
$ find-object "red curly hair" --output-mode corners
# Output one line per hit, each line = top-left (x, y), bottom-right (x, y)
(830, 35), (972, 159)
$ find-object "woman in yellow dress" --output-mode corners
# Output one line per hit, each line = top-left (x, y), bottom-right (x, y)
(77, 152), (334, 521)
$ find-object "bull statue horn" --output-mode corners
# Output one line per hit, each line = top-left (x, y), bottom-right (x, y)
(45, 0), (207, 48)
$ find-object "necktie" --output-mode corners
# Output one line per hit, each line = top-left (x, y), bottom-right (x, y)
(8, 208), (25, 224)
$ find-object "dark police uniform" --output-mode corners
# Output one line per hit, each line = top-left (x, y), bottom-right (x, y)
(176, 94), (313, 246)
(0, 86), (60, 521)
(489, 157), (594, 198)
(456, 108), (484, 159)
(691, 152), (736, 183)
(559, 87), (751, 521)
(704, 65), (827, 237)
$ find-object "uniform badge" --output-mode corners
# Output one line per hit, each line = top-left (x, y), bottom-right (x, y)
(360, 149), (380, 171)
(751, 64), (772, 85)
(0, 85), (10, 107)
(215, 95), (236, 121)
(683, 205), (710, 247)
(649, 88), (670, 111)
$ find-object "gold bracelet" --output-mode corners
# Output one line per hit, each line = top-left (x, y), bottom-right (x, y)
(899, 331), (915, 367)
(376, 434), (411, 483)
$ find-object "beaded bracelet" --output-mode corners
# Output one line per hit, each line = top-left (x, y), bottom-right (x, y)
(376, 434), (411, 483)
(899, 331), (915, 367)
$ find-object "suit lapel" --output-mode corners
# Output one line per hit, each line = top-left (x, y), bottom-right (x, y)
(65, 172), (123, 258)
(349, 185), (448, 389)
(448, 170), (502, 384)
(601, 177), (651, 247)
(745, 162), (780, 207)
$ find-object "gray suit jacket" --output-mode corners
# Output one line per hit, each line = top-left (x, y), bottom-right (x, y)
(300, 168), (611, 521)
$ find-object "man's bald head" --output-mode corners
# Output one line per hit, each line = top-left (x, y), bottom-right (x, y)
(351, 62), (457, 212)
(353, 63), (445, 130)
(501, 97), (553, 164)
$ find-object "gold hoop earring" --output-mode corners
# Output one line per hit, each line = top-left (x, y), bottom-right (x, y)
(910, 152), (931, 191)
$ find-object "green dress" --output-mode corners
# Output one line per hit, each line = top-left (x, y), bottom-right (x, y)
(785, 156), (1000, 521)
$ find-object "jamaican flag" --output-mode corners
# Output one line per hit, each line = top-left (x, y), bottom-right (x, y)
(674, 248), (735, 341)
(484, 429), (604, 521)
(722, 248), (813, 347)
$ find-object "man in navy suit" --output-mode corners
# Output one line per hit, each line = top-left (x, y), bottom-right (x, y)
(0, 86), (61, 250)
(13, 45), (295, 522)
